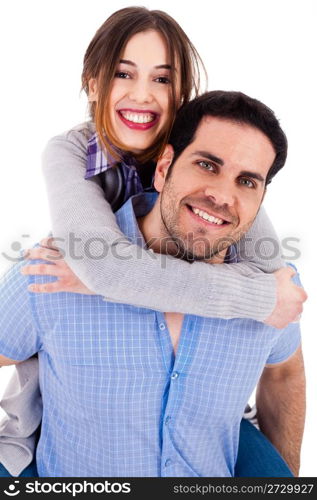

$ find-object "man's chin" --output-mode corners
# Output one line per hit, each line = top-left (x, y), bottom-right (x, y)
(171, 244), (219, 263)
(179, 252), (207, 263)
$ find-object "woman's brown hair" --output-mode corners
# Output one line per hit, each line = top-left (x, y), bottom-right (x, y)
(82, 7), (206, 163)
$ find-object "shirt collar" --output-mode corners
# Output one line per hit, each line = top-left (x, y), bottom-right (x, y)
(115, 192), (238, 263)
(85, 132), (142, 179)
(115, 192), (158, 248)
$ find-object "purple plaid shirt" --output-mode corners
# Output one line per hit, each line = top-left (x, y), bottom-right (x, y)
(85, 132), (145, 202)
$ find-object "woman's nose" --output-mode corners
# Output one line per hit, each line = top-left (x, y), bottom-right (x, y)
(128, 79), (153, 104)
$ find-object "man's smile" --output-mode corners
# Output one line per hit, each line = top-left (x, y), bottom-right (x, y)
(186, 204), (232, 228)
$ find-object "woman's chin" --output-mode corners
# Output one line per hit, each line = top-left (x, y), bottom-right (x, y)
(121, 140), (150, 155)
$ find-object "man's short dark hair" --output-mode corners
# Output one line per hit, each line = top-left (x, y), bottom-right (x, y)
(168, 90), (287, 185)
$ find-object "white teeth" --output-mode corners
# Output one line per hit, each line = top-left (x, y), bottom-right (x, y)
(192, 207), (224, 225)
(120, 111), (155, 124)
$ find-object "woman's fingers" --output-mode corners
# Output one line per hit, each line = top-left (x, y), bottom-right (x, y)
(21, 264), (62, 277)
(28, 281), (65, 293)
(40, 236), (60, 251)
(24, 246), (62, 262)
(20, 243), (95, 295)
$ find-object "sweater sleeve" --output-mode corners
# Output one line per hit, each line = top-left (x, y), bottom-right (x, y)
(237, 206), (285, 273)
(42, 124), (280, 322)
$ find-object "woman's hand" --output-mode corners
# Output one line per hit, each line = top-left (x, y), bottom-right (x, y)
(21, 238), (95, 295)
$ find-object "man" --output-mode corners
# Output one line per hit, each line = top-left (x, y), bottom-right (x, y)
(0, 91), (306, 477)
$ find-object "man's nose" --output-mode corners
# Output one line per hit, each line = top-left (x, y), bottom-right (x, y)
(128, 79), (153, 104)
(204, 181), (236, 207)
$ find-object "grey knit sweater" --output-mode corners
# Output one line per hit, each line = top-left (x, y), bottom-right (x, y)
(0, 122), (284, 475)
(42, 122), (282, 318)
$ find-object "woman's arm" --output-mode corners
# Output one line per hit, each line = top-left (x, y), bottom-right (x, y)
(237, 206), (284, 273)
(40, 123), (279, 321)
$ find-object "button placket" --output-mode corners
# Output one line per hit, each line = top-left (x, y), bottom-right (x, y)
(155, 312), (174, 374)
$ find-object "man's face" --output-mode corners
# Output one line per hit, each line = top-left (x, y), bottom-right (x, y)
(154, 116), (276, 261)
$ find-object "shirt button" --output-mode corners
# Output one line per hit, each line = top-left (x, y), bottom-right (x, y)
(159, 323), (166, 331)
(171, 371), (179, 380)
(165, 416), (171, 425)
(165, 459), (172, 467)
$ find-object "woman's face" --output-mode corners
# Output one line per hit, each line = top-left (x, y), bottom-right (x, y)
(92, 30), (177, 154)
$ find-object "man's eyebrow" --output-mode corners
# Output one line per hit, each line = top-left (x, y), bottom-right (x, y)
(119, 59), (171, 70)
(191, 151), (224, 165)
(239, 171), (265, 183)
(192, 152), (265, 183)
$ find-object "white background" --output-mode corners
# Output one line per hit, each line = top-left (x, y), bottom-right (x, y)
(0, 0), (316, 476)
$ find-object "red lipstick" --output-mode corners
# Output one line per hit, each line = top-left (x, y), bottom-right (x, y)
(117, 109), (159, 131)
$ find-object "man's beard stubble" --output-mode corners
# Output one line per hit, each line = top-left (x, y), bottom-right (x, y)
(159, 181), (255, 263)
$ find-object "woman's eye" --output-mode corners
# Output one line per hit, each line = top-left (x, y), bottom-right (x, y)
(239, 178), (255, 188)
(154, 76), (171, 84)
(115, 71), (131, 79)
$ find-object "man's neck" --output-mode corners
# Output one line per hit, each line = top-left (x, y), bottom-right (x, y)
(137, 204), (226, 265)
(137, 202), (167, 253)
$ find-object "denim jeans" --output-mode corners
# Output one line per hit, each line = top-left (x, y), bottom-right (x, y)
(235, 418), (293, 477)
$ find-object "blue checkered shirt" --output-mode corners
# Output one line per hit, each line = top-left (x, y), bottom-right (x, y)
(0, 192), (301, 477)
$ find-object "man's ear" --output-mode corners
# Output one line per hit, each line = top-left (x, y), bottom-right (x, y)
(154, 145), (175, 193)
(88, 78), (98, 102)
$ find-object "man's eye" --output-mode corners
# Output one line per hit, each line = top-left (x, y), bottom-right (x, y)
(154, 76), (170, 84)
(197, 160), (215, 171)
(115, 72), (131, 79)
(239, 178), (255, 188)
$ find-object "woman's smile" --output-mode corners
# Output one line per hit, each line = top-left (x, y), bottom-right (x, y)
(117, 109), (160, 130)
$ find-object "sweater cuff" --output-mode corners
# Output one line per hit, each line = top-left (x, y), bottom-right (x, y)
(205, 271), (277, 322)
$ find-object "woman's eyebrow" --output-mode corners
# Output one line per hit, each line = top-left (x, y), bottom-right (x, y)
(154, 64), (171, 70)
(119, 59), (171, 70)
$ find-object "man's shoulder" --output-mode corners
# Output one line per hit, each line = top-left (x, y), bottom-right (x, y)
(0, 260), (34, 333)
(0, 259), (30, 299)
(287, 263), (303, 287)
